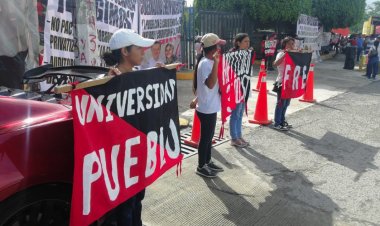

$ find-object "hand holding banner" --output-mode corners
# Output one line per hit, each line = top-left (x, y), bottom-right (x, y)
(217, 50), (255, 132)
(70, 68), (183, 226)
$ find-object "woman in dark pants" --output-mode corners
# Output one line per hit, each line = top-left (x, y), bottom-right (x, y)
(191, 33), (226, 178)
(101, 28), (155, 226)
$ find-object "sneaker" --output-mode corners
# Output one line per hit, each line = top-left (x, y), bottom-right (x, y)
(207, 161), (224, 172)
(273, 125), (289, 131)
(230, 139), (247, 148)
(196, 166), (217, 178)
(240, 138), (250, 146)
(282, 121), (293, 128)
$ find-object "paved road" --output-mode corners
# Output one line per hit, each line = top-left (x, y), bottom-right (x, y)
(142, 54), (380, 226)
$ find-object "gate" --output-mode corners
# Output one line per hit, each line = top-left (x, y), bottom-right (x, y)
(181, 9), (254, 69)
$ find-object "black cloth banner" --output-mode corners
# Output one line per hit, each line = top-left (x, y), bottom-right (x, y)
(70, 68), (183, 226)
(282, 52), (312, 99)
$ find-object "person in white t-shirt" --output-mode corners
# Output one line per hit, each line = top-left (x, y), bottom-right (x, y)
(191, 33), (226, 178)
(273, 37), (296, 131)
(141, 41), (164, 69)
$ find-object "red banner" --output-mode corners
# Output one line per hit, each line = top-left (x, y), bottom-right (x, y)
(281, 52), (312, 99)
(218, 50), (255, 130)
(70, 68), (183, 225)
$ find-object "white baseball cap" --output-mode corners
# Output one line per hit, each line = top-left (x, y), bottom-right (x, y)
(109, 29), (155, 50)
(201, 33), (226, 48)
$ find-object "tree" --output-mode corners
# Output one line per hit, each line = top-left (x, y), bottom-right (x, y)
(194, 0), (365, 32)
(194, 0), (312, 32)
(312, 0), (366, 30)
(367, 1), (380, 17)
(350, 0), (380, 34)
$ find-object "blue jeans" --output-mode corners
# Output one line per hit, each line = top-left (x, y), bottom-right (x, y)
(357, 47), (363, 61)
(229, 102), (245, 140)
(366, 56), (379, 79)
(274, 90), (291, 126)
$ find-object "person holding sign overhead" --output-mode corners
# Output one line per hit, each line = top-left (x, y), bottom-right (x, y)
(102, 28), (155, 226)
(192, 33), (226, 178)
(272, 37), (296, 131)
(229, 33), (251, 147)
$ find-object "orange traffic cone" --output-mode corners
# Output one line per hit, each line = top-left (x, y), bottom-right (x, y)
(299, 64), (316, 103)
(252, 59), (266, 92)
(249, 71), (272, 125)
(184, 111), (201, 148)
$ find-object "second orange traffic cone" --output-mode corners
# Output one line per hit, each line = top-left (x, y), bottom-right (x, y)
(299, 64), (316, 103)
(253, 59), (266, 92)
(184, 111), (201, 148)
(249, 71), (272, 125)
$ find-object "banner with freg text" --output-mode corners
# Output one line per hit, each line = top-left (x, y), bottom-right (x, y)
(139, 0), (183, 65)
(281, 52), (312, 99)
(70, 68), (183, 226)
(218, 50), (255, 131)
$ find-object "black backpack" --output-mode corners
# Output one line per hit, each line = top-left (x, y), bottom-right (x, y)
(369, 45), (378, 58)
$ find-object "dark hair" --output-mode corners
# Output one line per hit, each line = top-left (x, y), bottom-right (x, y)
(102, 46), (132, 66)
(153, 41), (161, 46)
(375, 40), (379, 48)
(232, 33), (249, 51)
(194, 35), (202, 43)
(192, 44), (218, 94)
(281, 37), (295, 50)
(165, 43), (174, 51)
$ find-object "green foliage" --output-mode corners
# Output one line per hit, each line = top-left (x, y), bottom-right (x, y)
(194, 0), (365, 32)
(312, 0), (366, 30)
(248, 0), (312, 23)
(350, 0), (380, 34)
(367, 1), (380, 17)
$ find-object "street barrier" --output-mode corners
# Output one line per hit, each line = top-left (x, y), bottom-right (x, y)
(249, 71), (272, 125)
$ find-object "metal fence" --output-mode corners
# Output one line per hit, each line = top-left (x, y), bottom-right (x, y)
(181, 8), (255, 69)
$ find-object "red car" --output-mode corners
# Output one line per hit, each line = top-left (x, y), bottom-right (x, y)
(0, 66), (107, 225)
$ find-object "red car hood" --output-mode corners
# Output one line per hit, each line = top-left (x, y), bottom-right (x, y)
(0, 97), (72, 134)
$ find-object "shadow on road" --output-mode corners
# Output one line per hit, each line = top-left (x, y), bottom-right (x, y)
(207, 147), (339, 226)
(283, 130), (379, 181)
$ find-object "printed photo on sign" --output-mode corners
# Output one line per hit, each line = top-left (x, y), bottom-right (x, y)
(139, 0), (183, 68)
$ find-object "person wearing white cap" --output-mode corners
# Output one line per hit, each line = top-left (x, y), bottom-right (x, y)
(191, 33), (226, 178)
(102, 28), (155, 75)
(102, 28), (155, 226)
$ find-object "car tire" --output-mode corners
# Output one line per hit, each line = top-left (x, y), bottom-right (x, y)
(0, 183), (72, 226)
